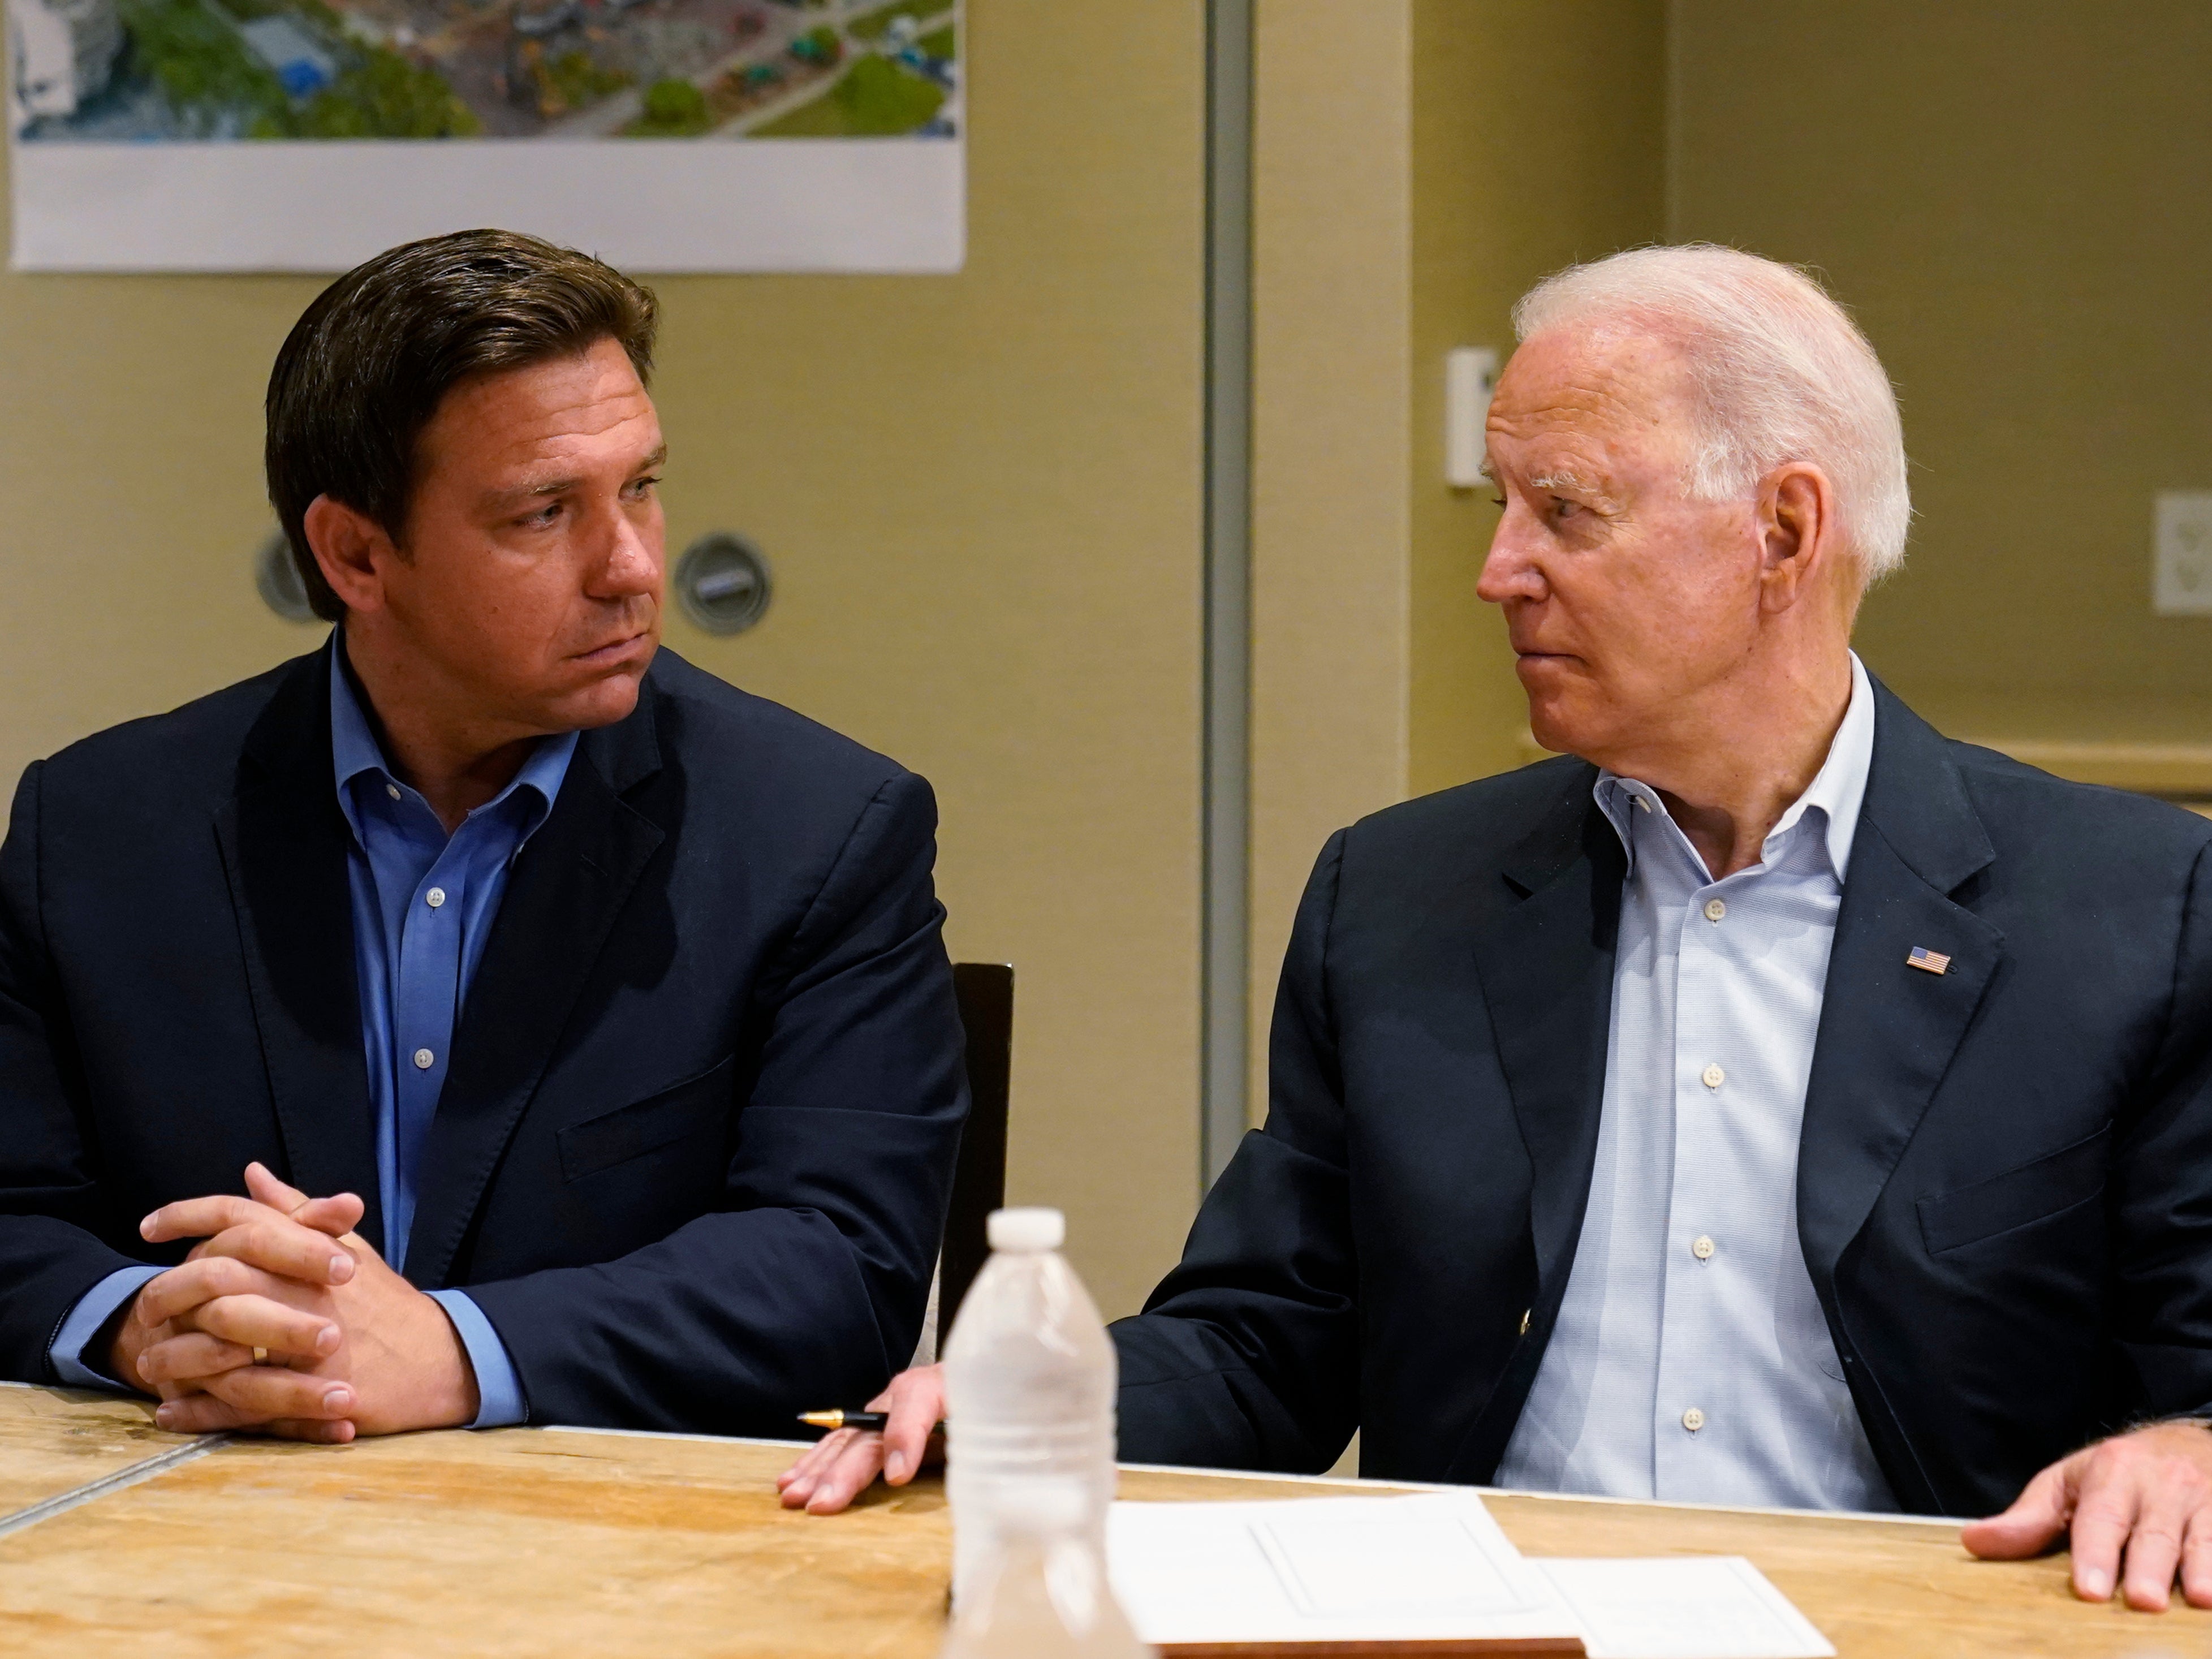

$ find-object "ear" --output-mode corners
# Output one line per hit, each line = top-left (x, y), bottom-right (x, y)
(1753, 462), (1839, 615)
(303, 495), (400, 615)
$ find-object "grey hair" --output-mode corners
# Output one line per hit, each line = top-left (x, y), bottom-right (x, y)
(1512, 244), (1910, 587)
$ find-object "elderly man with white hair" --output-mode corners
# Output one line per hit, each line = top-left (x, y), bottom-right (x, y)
(782, 245), (2212, 1613)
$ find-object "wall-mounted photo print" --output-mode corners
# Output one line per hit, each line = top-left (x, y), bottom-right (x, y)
(6, 0), (963, 270)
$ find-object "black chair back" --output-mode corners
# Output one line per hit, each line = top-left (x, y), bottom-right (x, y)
(941, 962), (1013, 1337)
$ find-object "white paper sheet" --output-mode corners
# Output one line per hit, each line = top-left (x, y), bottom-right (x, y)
(1108, 1494), (1580, 1647)
(1107, 1495), (1836, 1658)
(1537, 1558), (1835, 1659)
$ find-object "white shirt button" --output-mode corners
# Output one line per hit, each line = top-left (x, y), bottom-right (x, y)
(1692, 1234), (1715, 1260)
(1633, 794), (1652, 813)
(426, 887), (446, 909)
(412, 1047), (435, 1070)
(1704, 898), (1727, 922)
(1701, 1063), (1726, 1089)
(385, 783), (402, 801)
(1681, 1407), (1706, 1432)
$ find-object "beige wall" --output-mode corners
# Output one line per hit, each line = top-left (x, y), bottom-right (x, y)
(1670, 0), (2212, 749)
(0, 0), (1207, 1320)
(1408, 0), (1665, 796)
(1245, 0), (1666, 1117)
(1247, 0), (1415, 1110)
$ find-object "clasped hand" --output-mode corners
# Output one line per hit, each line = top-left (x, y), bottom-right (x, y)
(110, 1162), (477, 1442)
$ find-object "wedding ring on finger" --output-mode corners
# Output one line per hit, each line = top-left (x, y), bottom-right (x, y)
(252, 1347), (270, 1365)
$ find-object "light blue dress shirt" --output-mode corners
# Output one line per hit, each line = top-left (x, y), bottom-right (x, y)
(50, 643), (574, 1428)
(1496, 653), (1897, 1512)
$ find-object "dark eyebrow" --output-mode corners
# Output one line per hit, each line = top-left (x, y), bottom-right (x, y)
(484, 445), (667, 510)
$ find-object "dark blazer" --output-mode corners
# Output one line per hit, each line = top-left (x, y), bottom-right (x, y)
(1115, 681), (2212, 1518)
(0, 638), (968, 1433)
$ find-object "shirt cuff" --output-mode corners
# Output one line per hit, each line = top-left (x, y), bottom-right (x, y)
(428, 1289), (527, 1428)
(49, 1265), (163, 1391)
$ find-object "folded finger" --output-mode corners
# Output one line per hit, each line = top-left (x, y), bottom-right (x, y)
(201, 1217), (356, 1287)
(244, 1163), (363, 1240)
(243, 1162), (311, 1212)
(194, 1366), (354, 1425)
(153, 1391), (263, 1433)
(805, 1433), (890, 1514)
(184, 1294), (340, 1361)
(137, 1261), (280, 1329)
(135, 1331), (257, 1387)
(157, 1392), (350, 1438)
(261, 1417), (357, 1445)
(141, 1194), (271, 1246)
(139, 1256), (338, 1329)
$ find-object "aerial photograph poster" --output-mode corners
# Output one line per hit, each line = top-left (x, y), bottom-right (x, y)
(6, 0), (963, 272)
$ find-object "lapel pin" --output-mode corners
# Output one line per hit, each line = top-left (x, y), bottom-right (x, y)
(1906, 945), (1951, 976)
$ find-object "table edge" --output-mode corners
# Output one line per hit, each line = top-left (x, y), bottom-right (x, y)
(532, 1423), (1964, 1529)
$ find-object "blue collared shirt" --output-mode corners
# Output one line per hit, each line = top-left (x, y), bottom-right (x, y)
(1496, 653), (1898, 1511)
(51, 641), (575, 1427)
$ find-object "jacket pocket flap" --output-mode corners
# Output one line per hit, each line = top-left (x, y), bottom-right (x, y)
(1917, 1124), (2108, 1256)
(557, 1054), (735, 1183)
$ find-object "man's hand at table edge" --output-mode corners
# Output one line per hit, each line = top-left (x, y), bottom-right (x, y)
(778, 1363), (946, 1514)
(113, 1162), (480, 1442)
(1963, 1419), (2212, 1611)
(786, 1370), (2212, 1612)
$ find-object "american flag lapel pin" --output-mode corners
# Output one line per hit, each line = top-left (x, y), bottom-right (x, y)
(1906, 945), (1952, 976)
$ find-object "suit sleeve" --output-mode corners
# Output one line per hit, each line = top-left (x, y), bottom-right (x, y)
(1110, 831), (1360, 1473)
(459, 770), (968, 1432)
(0, 760), (148, 1384)
(2112, 837), (2212, 1421)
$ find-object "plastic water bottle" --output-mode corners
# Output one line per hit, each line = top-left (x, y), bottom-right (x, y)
(938, 1207), (1153, 1658)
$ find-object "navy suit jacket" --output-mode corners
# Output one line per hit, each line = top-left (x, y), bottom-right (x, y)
(0, 639), (968, 1433)
(1115, 682), (2212, 1518)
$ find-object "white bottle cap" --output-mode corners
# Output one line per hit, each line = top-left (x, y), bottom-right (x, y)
(986, 1206), (1065, 1252)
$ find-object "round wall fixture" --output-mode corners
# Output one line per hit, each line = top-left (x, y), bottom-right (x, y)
(255, 530), (319, 624)
(674, 532), (773, 636)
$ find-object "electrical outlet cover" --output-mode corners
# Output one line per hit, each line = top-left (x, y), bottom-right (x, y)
(2154, 492), (2212, 617)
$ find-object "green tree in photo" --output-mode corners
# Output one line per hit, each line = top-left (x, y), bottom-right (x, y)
(628, 76), (710, 136)
(755, 51), (942, 138)
(287, 47), (481, 137)
(788, 25), (839, 64)
(546, 49), (628, 111)
(118, 0), (290, 132)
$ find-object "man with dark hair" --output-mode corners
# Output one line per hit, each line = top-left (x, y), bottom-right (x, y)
(0, 229), (967, 1441)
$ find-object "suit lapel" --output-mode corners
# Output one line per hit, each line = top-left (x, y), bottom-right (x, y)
(1797, 683), (2004, 1292)
(214, 639), (384, 1246)
(1797, 684), (2003, 1510)
(1450, 766), (1623, 1479)
(400, 696), (666, 1288)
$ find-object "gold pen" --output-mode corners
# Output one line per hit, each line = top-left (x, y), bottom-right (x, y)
(797, 1409), (887, 1431)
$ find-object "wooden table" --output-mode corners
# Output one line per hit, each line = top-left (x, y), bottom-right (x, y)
(0, 1384), (2204, 1657)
